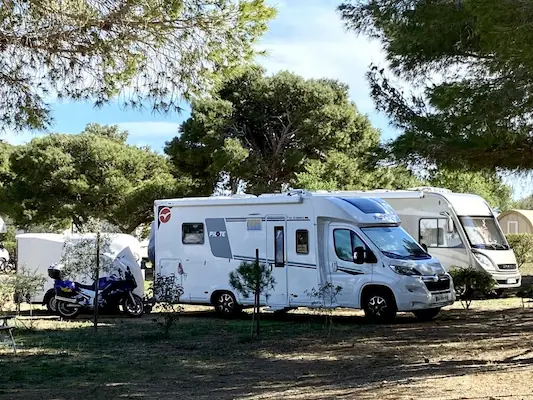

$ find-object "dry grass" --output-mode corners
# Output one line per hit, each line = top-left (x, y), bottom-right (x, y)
(2, 299), (533, 399)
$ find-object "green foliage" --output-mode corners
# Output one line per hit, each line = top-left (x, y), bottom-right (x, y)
(229, 260), (275, 299)
(1, 225), (16, 258)
(0, 0), (276, 132)
(305, 282), (343, 338)
(338, 0), (533, 171)
(513, 195), (533, 210)
(148, 273), (184, 338)
(295, 151), (421, 191)
(449, 267), (496, 309)
(505, 234), (533, 269)
(11, 265), (47, 312)
(59, 232), (115, 282)
(427, 169), (513, 210)
(166, 67), (387, 194)
(229, 259), (275, 337)
(0, 123), (192, 233)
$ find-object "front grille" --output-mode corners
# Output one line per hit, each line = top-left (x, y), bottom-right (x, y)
(498, 264), (517, 270)
(423, 275), (451, 292)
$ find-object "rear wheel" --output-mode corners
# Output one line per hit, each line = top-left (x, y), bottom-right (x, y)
(413, 307), (441, 322)
(214, 292), (240, 318)
(56, 301), (81, 319)
(362, 289), (397, 323)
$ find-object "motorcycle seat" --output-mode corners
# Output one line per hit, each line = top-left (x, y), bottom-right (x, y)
(78, 283), (95, 290)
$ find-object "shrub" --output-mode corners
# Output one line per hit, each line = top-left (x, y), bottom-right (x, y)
(305, 282), (343, 338)
(149, 273), (184, 338)
(505, 233), (533, 269)
(229, 259), (275, 338)
(449, 267), (496, 309)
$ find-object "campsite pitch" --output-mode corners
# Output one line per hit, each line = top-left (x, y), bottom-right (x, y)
(1, 299), (533, 399)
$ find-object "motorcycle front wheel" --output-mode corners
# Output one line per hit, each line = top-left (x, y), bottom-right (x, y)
(57, 300), (82, 319)
(122, 293), (144, 317)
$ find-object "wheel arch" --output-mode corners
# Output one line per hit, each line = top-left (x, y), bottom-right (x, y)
(360, 284), (398, 310)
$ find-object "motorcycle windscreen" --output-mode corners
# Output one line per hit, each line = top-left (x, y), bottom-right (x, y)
(110, 246), (144, 298)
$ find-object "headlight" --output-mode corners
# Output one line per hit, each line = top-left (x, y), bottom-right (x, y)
(390, 265), (421, 276)
(473, 252), (495, 270)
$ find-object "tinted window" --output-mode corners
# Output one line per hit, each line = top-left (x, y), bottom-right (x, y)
(340, 198), (386, 214)
(182, 223), (204, 244)
(296, 230), (309, 254)
(419, 219), (463, 248)
(274, 226), (284, 267)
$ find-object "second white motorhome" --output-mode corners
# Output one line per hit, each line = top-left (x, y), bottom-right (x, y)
(152, 190), (455, 322)
(315, 188), (521, 294)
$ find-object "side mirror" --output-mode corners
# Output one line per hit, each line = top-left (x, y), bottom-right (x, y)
(421, 243), (428, 252)
(353, 246), (365, 265)
(447, 217), (454, 233)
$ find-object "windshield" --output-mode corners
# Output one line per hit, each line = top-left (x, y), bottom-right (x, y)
(459, 216), (509, 250)
(361, 226), (431, 260)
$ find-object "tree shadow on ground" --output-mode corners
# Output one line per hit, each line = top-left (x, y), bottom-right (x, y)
(2, 306), (533, 399)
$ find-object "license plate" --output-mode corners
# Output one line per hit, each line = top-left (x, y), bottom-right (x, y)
(433, 293), (449, 303)
(507, 278), (517, 284)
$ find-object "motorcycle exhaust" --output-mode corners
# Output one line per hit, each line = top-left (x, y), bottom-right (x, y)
(55, 296), (81, 307)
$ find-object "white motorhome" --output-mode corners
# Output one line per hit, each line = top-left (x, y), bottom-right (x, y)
(16, 232), (144, 312)
(314, 187), (521, 294)
(152, 190), (455, 322)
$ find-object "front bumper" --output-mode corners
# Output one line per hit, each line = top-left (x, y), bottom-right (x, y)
(395, 275), (455, 311)
(489, 270), (521, 289)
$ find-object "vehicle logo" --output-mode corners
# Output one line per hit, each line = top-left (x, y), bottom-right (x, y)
(158, 207), (171, 224)
(209, 231), (226, 237)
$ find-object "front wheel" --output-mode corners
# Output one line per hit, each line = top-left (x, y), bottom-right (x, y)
(362, 290), (397, 323)
(57, 300), (82, 319)
(122, 293), (144, 317)
(413, 307), (441, 322)
(45, 292), (58, 314)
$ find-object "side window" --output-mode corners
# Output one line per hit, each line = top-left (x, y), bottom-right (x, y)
(182, 223), (204, 244)
(296, 230), (309, 254)
(334, 229), (353, 262)
(419, 219), (463, 248)
(274, 226), (285, 267)
(420, 219), (440, 247)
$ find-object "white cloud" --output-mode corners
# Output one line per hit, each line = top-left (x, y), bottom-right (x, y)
(258, 0), (387, 115)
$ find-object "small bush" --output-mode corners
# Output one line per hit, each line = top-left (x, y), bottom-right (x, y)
(449, 267), (496, 309)
(149, 273), (184, 338)
(506, 233), (533, 269)
(305, 282), (343, 338)
(229, 259), (275, 338)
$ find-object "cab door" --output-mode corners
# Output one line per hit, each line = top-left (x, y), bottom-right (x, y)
(327, 224), (376, 308)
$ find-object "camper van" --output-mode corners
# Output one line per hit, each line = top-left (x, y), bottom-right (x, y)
(16, 233), (144, 313)
(313, 188), (521, 294)
(152, 190), (455, 322)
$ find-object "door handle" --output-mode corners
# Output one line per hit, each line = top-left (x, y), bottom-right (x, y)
(331, 262), (338, 272)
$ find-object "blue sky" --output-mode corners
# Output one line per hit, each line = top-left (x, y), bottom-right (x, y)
(4, 0), (530, 198)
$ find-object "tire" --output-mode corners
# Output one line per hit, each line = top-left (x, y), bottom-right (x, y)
(45, 291), (58, 314)
(214, 292), (240, 318)
(362, 289), (397, 323)
(56, 300), (82, 319)
(122, 294), (144, 317)
(413, 307), (441, 322)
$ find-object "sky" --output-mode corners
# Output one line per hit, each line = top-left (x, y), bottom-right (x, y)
(3, 0), (531, 198)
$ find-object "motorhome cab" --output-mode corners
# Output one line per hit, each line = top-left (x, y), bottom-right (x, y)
(317, 188), (521, 294)
(152, 190), (455, 322)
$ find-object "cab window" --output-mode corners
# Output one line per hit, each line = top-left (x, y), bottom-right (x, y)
(333, 229), (370, 262)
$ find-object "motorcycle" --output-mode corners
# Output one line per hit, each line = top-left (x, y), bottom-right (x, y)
(0, 243), (14, 274)
(49, 247), (144, 319)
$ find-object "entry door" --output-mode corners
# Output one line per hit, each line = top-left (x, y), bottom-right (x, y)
(327, 224), (375, 308)
(266, 215), (288, 307)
